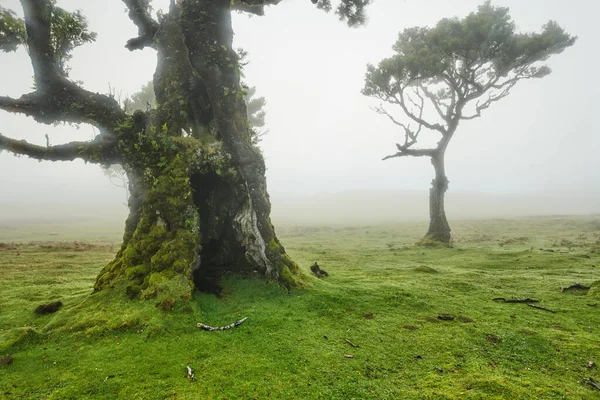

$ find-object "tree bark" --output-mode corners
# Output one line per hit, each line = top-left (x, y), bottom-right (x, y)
(93, 0), (299, 302)
(423, 151), (451, 243)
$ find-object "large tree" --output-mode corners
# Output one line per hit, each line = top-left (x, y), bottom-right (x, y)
(363, 1), (575, 243)
(0, 0), (371, 302)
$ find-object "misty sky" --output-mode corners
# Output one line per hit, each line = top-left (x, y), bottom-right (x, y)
(1, 0), (599, 208)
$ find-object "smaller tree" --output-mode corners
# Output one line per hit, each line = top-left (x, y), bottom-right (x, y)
(363, 1), (575, 243)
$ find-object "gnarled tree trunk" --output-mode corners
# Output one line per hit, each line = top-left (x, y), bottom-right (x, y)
(424, 151), (451, 243)
(94, 0), (299, 302)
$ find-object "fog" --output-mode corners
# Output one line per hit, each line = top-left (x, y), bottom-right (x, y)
(1, 0), (599, 225)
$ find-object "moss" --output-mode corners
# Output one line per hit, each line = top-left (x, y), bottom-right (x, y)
(125, 284), (141, 299)
(94, 136), (201, 299)
(124, 264), (149, 280)
(589, 280), (600, 297)
(267, 238), (279, 252)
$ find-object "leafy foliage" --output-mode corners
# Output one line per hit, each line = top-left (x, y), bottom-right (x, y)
(123, 81), (156, 113)
(0, 6), (26, 53)
(312, 0), (371, 26)
(363, 1), (576, 130)
(0, 2), (96, 76)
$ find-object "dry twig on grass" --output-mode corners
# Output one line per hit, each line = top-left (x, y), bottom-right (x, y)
(186, 365), (195, 382)
(527, 304), (556, 313)
(492, 298), (539, 303)
(197, 317), (248, 331)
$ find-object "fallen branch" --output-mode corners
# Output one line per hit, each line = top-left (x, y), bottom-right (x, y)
(344, 339), (359, 348)
(186, 365), (195, 382)
(493, 298), (539, 303)
(586, 377), (600, 391)
(560, 282), (590, 292)
(197, 317), (247, 331)
(527, 304), (556, 313)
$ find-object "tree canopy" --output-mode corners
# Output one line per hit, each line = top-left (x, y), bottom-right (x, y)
(364, 2), (575, 158)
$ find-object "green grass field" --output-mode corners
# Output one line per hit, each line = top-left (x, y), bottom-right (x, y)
(1, 216), (599, 399)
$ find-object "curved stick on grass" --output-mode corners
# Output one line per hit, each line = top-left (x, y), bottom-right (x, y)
(197, 317), (248, 331)
(492, 298), (539, 303)
(527, 304), (556, 313)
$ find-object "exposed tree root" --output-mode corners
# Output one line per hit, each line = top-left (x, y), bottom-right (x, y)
(492, 298), (539, 303)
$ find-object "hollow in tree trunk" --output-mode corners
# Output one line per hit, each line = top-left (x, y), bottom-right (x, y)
(93, 0), (300, 303)
(423, 151), (451, 243)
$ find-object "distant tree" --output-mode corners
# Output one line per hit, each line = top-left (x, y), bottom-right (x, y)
(123, 81), (155, 113)
(363, 1), (575, 243)
(0, 0), (372, 301)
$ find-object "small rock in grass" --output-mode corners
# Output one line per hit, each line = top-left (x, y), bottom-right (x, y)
(486, 334), (502, 344)
(0, 354), (14, 366)
(437, 314), (455, 321)
(34, 301), (62, 315)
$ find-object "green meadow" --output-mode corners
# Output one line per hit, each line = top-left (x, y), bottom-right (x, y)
(1, 216), (599, 399)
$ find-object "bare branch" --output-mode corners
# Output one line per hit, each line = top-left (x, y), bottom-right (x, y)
(373, 104), (421, 149)
(122, 0), (160, 51)
(461, 76), (520, 120)
(383, 146), (436, 161)
(393, 85), (447, 135)
(418, 83), (448, 121)
(0, 132), (117, 163)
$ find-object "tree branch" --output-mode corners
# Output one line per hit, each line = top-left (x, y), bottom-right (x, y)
(383, 146), (436, 161)
(0, 94), (36, 115)
(394, 86), (447, 135)
(1, 86), (127, 129)
(461, 77), (519, 120)
(7, 1), (129, 130)
(122, 0), (159, 51)
(20, 0), (59, 89)
(0, 132), (117, 163)
(418, 83), (448, 121)
(373, 104), (422, 150)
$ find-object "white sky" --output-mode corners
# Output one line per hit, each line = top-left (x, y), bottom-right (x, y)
(0, 0), (598, 209)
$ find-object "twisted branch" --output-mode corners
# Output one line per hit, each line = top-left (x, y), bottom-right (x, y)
(122, 0), (160, 51)
(0, 132), (117, 164)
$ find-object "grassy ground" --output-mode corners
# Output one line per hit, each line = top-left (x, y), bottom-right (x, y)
(1, 216), (599, 399)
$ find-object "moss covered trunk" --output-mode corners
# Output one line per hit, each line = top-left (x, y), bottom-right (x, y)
(93, 0), (299, 301)
(424, 152), (451, 243)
